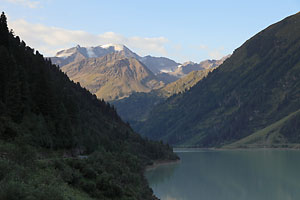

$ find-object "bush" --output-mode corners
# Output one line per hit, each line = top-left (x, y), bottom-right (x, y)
(0, 159), (10, 180)
(0, 180), (27, 200)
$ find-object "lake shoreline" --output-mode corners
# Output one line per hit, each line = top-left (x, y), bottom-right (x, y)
(173, 146), (300, 152)
(145, 159), (181, 171)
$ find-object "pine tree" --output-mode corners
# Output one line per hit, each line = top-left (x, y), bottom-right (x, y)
(0, 12), (9, 47)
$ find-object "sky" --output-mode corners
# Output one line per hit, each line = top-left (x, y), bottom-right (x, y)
(0, 0), (299, 63)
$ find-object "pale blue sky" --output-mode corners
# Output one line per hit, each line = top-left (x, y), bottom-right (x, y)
(1, 0), (299, 63)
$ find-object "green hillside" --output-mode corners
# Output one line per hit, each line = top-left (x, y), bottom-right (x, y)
(0, 12), (177, 200)
(224, 109), (300, 148)
(137, 12), (300, 147)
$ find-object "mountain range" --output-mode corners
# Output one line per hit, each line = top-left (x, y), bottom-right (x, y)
(135, 12), (300, 148)
(50, 44), (179, 74)
(50, 44), (227, 101)
(170, 56), (230, 78)
(48, 13), (300, 149)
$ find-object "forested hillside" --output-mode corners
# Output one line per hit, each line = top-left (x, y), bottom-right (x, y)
(0, 12), (177, 200)
(138, 12), (300, 148)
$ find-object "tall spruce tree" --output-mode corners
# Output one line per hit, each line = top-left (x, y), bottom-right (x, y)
(0, 12), (9, 47)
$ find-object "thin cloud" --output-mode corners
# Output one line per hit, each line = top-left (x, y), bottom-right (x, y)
(208, 46), (225, 60)
(191, 44), (225, 60)
(3, 0), (40, 8)
(192, 44), (208, 50)
(8, 19), (169, 57)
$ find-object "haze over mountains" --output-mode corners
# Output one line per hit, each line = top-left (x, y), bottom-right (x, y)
(50, 44), (228, 101)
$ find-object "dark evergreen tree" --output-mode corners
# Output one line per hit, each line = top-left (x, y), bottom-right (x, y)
(0, 12), (9, 47)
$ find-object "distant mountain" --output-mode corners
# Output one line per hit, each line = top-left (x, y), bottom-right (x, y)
(0, 12), (177, 200)
(155, 72), (180, 84)
(137, 12), (300, 148)
(153, 56), (229, 84)
(50, 44), (139, 67)
(50, 44), (179, 75)
(61, 52), (164, 101)
(113, 68), (214, 127)
(52, 44), (226, 101)
(170, 55), (230, 78)
(139, 55), (180, 74)
(50, 44), (183, 101)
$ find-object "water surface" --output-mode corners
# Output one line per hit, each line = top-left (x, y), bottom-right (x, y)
(145, 148), (300, 200)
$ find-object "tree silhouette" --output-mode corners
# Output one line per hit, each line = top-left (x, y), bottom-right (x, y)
(0, 12), (9, 47)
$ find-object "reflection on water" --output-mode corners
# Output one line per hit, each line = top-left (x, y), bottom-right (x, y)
(145, 149), (300, 200)
(146, 162), (179, 185)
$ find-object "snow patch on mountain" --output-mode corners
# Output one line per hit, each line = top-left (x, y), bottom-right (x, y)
(86, 47), (97, 58)
(55, 51), (74, 58)
(101, 44), (125, 51)
(160, 69), (173, 73)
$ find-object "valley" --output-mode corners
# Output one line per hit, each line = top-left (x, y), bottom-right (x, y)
(1, 2), (300, 200)
(49, 12), (300, 150)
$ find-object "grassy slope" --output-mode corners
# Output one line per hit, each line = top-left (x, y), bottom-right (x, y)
(223, 109), (300, 148)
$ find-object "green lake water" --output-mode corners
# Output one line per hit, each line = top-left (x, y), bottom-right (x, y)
(145, 148), (300, 200)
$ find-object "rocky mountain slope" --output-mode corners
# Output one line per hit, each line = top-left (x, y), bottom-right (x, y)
(52, 45), (228, 101)
(139, 55), (179, 74)
(61, 52), (164, 101)
(170, 55), (230, 78)
(50, 44), (178, 74)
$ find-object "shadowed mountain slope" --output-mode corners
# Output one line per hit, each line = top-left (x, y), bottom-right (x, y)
(113, 68), (214, 127)
(137, 13), (300, 147)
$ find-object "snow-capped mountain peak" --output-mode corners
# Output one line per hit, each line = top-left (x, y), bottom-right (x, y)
(50, 44), (183, 75)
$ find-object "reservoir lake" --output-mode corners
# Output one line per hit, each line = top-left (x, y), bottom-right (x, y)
(145, 148), (300, 200)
